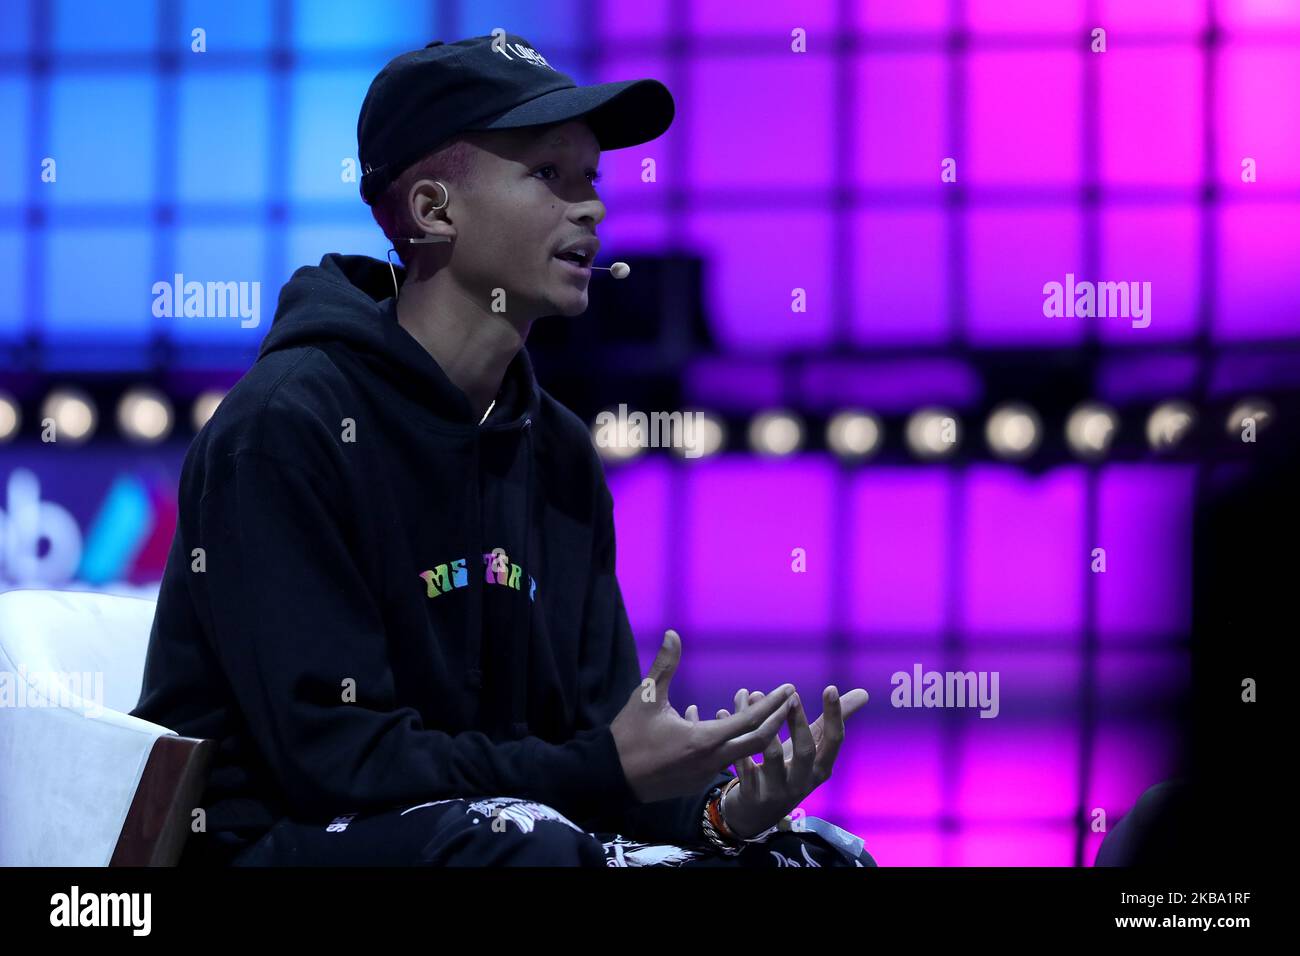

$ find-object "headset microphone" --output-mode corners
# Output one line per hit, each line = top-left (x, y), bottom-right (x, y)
(385, 239), (630, 301)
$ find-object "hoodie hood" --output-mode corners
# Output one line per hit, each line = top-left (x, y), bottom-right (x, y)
(260, 252), (542, 430)
(261, 251), (542, 741)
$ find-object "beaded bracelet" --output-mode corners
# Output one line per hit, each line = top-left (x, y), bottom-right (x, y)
(701, 777), (745, 855)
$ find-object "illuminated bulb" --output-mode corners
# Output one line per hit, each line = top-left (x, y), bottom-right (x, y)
(1146, 400), (1195, 451)
(749, 411), (804, 456)
(1066, 402), (1119, 459)
(192, 390), (226, 431)
(41, 387), (97, 445)
(905, 407), (961, 459)
(827, 410), (882, 458)
(986, 402), (1041, 460)
(118, 387), (173, 444)
(1225, 397), (1275, 440)
(0, 391), (19, 442)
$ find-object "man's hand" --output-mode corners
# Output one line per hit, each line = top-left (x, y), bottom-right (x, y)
(692, 684), (868, 840)
(610, 629), (797, 804)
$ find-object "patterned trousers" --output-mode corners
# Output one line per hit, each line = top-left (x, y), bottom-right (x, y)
(228, 796), (878, 867)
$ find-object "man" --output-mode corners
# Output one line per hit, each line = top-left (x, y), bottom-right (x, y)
(132, 32), (873, 867)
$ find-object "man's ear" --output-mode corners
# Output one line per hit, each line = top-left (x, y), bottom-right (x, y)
(406, 178), (456, 242)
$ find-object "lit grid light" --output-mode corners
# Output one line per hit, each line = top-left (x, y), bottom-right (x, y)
(0, 392), (19, 442)
(118, 386), (174, 444)
(827, 409), (883, 460)
(41, 387), (97, 445)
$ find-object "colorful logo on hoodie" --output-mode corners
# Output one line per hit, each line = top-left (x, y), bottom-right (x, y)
(420, 546), (537, 602)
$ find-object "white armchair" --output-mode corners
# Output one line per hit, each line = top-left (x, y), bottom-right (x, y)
(0, 588), (212, 866)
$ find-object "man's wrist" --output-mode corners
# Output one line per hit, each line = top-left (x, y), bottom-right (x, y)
(700, 778), (745, 854)
(718, 781), (753, 839)
(719, 783), (788, 844)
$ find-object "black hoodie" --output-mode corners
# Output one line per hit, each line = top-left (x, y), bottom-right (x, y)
(131, 252), (733, 864)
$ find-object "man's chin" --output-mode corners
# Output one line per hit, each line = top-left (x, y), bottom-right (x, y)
(549, 294), (590, 318)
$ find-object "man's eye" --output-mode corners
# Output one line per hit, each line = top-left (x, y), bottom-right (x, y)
(534, 164), (601, 184)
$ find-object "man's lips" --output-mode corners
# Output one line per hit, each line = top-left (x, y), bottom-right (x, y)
(553, 256), (591, 276)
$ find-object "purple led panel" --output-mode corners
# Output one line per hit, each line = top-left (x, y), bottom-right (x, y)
(850, 208), (951, 345)
(797, 358), (981, 412)
(1217, 0), (1300, 30)
(1097, 0), (1206, 31)
(596, 209), (673, 255)
(681, 457), (835, 634)
(598, 0), (671, 41)
(953, 824), (1077, 866)
(1099, 48), (1204, 187)
(853, 0), (949, 32)
(951, 648), (1085, 720)
(959, 466), (1087, 641)
(847, 468), (953, 641)
(850, 827), (945, 868)
(1209, 352), (1300, 394)
(955, 720), (1080, 822)
(836, 712), (946, 820)
(1098, 206), (1201, 344)
(686, 0), (838, 36)
(1214, 202), (1300, 340)
(966, 51), (1082, 187)
(1095, 650), (1191, 721)
(967, 206), (1085, 345)
(1217, 43), (1300, 189)
(1096, 466), (1195, 642)
(852, 53), (949, 188)
(684, 208), (837, 351)
(966, 0), (1086, 32)
(685, 55), (835, 190)
(607, 456), (672, 647)
(682, 358), (784, 411)
(1096, 354), (1201, 403)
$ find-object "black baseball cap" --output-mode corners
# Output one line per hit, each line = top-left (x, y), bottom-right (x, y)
(357, 32), (675, 205)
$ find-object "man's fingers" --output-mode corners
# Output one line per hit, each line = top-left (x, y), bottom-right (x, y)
(836, 688), (870, 719)
(734, 691), (758, 785)
(705, 684), (792, 744)
(715, 688), (796, 765)
(685, 703), (699, 722)
(785, 691), (818, 793)
(758, 698), (788, 789)
(645, 629), (681, 700)
(811, 686), (848, 781)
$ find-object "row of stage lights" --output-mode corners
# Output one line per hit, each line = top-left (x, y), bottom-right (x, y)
(0, 387), (1277, 460)
(0, 386), (222, 445)
(592, 398), (1277, 462)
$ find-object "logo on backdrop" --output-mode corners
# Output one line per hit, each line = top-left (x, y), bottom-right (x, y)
(0, 467), (169, 587)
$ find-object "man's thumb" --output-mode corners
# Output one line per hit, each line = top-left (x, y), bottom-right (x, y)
(645, 628), (681, 700)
